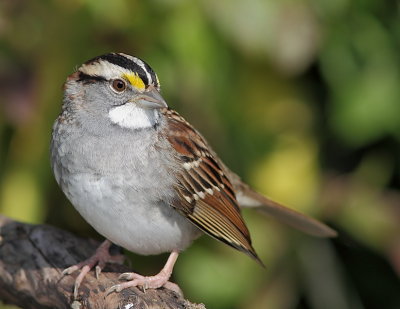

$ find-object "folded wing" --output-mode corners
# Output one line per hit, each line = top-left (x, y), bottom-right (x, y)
(163, 109), (262, 264)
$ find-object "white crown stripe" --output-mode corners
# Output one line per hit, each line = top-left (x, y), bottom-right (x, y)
(121, 53), (153, 85)
(80, 61), (133, 81)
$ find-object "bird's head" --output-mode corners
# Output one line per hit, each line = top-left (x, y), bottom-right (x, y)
(64, 52), (167, 130)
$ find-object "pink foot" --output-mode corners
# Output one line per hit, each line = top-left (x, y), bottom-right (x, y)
(106, 250), (181, 295)
(110, 270), (171, 291)
(61, 240), (124, 299)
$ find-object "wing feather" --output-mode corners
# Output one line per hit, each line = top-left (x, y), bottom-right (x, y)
(163, 109), (262, 263)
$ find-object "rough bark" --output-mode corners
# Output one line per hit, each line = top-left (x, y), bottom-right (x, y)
(0, 215), (205, 309)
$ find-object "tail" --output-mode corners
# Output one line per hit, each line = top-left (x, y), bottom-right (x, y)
(206, 145), (337, 238)
(233, 178), (337, 238)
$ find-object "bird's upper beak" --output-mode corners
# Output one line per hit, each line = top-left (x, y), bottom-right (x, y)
(134, 85), (167, 109)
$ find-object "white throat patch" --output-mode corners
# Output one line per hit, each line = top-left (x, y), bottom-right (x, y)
(108, 103), (159, 129)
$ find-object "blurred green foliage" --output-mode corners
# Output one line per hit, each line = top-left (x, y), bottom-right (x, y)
(0, 0), (399, 308)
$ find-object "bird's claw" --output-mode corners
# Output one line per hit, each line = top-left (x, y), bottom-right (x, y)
(106, 277), (183, 297)
(106, 284), (123, 295)
(60, 240), (124, 299)
(62, 265), (79, 276)
(73, 281), (80, 299)
(95, 265), (102, 279)
(118, 272), (143, 281)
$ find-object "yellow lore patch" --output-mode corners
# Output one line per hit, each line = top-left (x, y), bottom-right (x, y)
(123, 73), (145, 91)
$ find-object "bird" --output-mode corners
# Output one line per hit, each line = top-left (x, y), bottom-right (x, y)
(51, 52), (336, 297)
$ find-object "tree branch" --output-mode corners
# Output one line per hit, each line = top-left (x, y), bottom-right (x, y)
(0, 215), (205, 309)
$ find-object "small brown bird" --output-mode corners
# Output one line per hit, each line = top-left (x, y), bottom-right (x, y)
(51, 53), (336, 297)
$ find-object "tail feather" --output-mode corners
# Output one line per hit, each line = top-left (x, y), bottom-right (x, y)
(232, 178), (337, 238)
(209, 149), (337, 238)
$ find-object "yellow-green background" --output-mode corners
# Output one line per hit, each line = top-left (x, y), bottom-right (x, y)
(1, 1), (399, 308)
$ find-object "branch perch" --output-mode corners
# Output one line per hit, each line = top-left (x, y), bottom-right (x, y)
(0, 215), (205, 309)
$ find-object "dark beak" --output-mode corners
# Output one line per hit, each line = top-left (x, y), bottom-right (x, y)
(134, 85), (167, 109)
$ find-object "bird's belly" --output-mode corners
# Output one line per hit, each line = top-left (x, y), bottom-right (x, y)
(63, 173), (201, 255)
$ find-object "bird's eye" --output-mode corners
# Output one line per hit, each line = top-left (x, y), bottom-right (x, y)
(111, 79), (127, 93)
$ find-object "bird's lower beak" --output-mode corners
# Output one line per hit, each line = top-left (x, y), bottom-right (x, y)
(134, 86), (167, 109)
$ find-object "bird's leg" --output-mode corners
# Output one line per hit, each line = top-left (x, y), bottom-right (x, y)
(107, 250), (181, 295)
(62, 239), (124, 299)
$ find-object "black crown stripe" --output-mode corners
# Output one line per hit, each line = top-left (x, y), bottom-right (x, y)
(77, 72), (107, 83)
(142, 60), (159, 88)
(86, 53), (150, 86)
(103, 53), (149, 85)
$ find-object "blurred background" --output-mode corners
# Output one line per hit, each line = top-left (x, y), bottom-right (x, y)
(0, 0), (399, 308)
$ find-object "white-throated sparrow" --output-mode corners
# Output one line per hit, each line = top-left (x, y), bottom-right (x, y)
(51, 52), (336, 297)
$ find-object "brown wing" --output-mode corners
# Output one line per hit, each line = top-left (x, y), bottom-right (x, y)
(163, 109), (262, 264)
